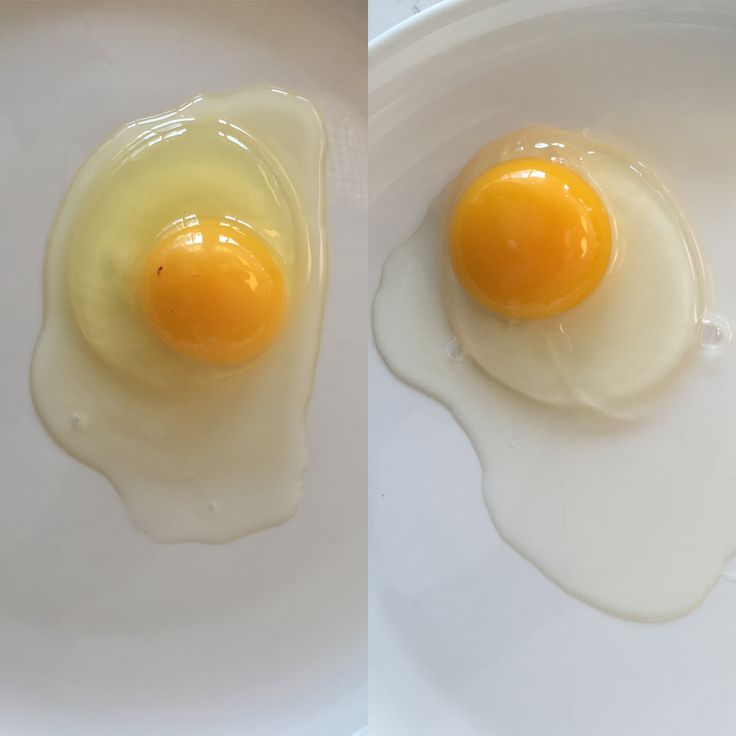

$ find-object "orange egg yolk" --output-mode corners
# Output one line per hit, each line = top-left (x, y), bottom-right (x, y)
(139, 219), (286, 366)
(449, 157), (612, 320)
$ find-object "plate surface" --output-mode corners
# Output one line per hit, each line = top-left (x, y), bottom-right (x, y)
(369, 1), (736, 734)
(0, 2), (366, 734)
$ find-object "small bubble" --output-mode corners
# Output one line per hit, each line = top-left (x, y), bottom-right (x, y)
(69, 412), (85, 429)
(513, 140), (524, 153)
(701, 322), (722, 346)
(447, 336), (466, 362)
(555, 156), (567, 166)
(207, 501), (218, 513)
(699, 314), (732, 350)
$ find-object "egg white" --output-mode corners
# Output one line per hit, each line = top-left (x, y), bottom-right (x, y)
(31, 88), (327, 543)
(373, 127), (734, 620)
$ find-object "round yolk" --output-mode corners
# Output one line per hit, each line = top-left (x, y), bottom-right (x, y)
(449, 157), (612, 320)
(139, 219), (286, 366)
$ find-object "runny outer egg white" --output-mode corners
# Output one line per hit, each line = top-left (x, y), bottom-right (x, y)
(31, 88), (327, 544)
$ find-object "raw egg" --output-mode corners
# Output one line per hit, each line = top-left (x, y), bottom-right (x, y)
(373, 126), (736, 621)
(31, 88), (327, 543)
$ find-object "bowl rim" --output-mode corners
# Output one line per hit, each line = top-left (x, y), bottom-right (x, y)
(368, 0), (726, 89)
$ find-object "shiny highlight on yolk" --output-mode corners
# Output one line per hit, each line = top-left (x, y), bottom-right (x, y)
(450, 157), (612, 320)
(139, 218), (286, 366)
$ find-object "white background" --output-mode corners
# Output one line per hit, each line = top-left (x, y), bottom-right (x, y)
(0, 2), (366, 735)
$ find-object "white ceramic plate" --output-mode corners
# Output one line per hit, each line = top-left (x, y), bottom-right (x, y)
(369, 1), (736, 734)
(0, 2), (366, 734)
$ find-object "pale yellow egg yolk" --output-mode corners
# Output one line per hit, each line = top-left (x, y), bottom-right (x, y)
(139, 219), (286, 366)
(450, 157), (612, 320)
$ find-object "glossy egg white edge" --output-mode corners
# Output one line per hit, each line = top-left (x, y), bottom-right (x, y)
(31, 88), (328, 544)
(374, 132), (736, 622)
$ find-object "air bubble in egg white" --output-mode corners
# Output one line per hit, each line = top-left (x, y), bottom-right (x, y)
(447, 336), (466, 362)
(698, 314), (731, 351)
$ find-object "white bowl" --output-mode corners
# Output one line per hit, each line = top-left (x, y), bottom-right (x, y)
(370, 1), (736, 734)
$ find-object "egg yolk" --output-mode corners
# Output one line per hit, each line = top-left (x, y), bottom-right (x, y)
(139, 219), (286, 366)
(449, 157), (612, 320)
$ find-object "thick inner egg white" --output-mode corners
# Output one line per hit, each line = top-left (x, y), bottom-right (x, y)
(444, 126), (706, 415)
(31, 88), (327, 544)
(67, 102), (302, 388)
